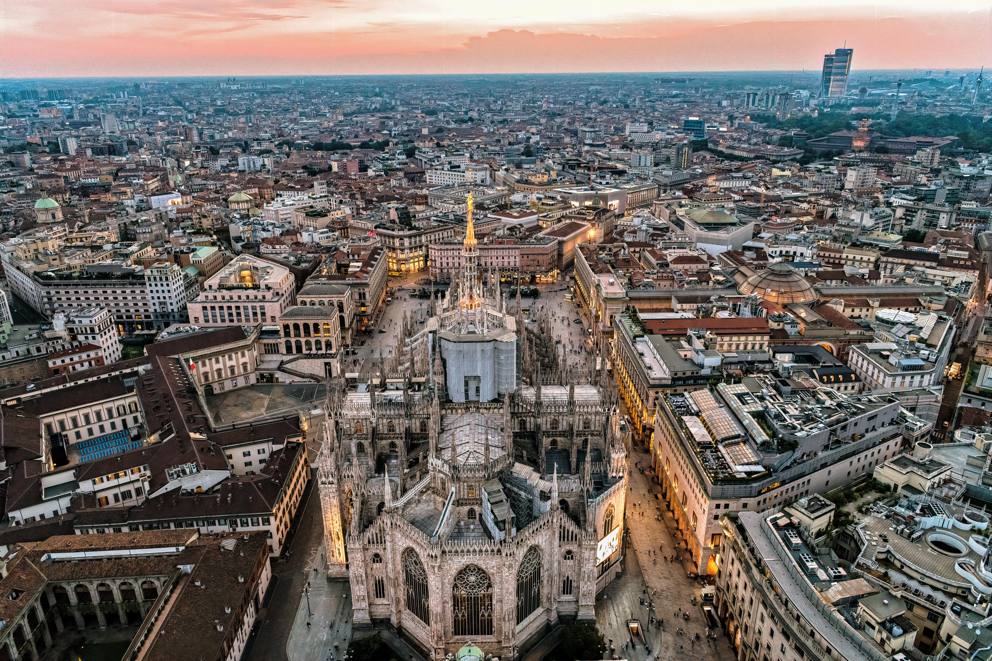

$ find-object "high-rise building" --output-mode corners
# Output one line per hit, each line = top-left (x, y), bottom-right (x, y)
(57, 135), (79, 155)
(682, 116), (707, 140)
(820, 47), (854, 98)
(673, 142), (692, 170)
(101, 113), (121, 134)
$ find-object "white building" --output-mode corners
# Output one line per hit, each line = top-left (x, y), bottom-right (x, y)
(64, 307), (122, 365)
(426, 163), (492, 187)
(653, 375), (913, 575)
(845, 166), (878, 191)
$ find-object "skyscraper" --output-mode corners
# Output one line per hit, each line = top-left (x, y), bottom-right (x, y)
(820, 47), (854, 98)
(682, 116), (706, 140)
(673, 142), (691, 170)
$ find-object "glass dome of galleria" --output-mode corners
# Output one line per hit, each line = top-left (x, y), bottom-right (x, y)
(739, 262), (817, 305)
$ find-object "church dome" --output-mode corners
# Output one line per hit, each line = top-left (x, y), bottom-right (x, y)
(739, 262), (817, 305)
(34, 197), (60, 210)
(456, 644), (485, 661)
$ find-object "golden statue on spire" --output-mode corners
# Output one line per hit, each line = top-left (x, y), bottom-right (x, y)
(458, 192), (482, 310)
(464, 192), (477, 250)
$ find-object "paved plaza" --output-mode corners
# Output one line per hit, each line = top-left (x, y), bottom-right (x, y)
(286, 570), (353, 661)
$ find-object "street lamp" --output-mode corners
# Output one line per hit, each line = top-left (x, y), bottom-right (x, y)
(304, 581), (312, 618)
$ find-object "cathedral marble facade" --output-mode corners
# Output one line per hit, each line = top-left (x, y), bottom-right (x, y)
(317, 194), (628, 659)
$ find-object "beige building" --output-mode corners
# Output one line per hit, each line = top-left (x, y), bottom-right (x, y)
(653, 375), (907, 575)
(873, 443), (952, 493)
(151, 325), (262, 396)
(305, 245), (387, 332)
(187, 254), (295, 327)
(0, 531), (272, 661)
(717, 509), (894, 661)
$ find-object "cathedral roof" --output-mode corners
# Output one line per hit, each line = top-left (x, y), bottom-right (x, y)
(516, 384), (603, 405)
(438, 412), (505, 466)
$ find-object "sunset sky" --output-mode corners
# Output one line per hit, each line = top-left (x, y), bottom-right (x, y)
(1, 0), (990, 78)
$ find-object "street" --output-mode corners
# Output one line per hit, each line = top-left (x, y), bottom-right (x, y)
(246, 478), (341, 661)
(595, 450), (735, 661)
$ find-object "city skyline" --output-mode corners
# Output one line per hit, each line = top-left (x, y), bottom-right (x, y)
(1, 1), (991, 78)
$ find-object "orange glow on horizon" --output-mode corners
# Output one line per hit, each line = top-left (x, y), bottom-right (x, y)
(1, 2), (990, 78)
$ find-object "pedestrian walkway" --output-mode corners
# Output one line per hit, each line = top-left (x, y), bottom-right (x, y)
(286, 556), (352, 661)
(593, 449), (736, 660)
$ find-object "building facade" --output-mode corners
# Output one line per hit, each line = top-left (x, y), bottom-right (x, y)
(317, 195), (629, 659)
(187, 254), (295, 327)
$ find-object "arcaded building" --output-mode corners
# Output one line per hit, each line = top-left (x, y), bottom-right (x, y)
(317, 195), (629, 659)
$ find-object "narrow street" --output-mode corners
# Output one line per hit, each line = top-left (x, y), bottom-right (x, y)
(245, 479), (329, 661)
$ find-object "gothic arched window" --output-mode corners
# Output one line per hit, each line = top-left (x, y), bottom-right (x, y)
(563, 549), (574, 561)
(603, 504), (615, 536)
(403, 549), (430, 625)
(374, 576), (386, 600)
(452, 565), (493, 636)
(387, 420), (396, 434)
(562, 576), (573, 596)
(516, 546), (542, 624)
(371, 553), (383, 564)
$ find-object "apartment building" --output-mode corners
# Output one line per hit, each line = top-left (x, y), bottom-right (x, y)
(304, 245), (387, 332)
(0, 531), (271, 661)
(149, 325), (262, 396)
(15, 377), (144, 469)
(717, 506), (894, 661)
(429, 236), (558, 280)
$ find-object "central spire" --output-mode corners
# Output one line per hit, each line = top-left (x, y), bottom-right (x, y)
(459, 192), (482, 311)
(463, 192), (477, 251)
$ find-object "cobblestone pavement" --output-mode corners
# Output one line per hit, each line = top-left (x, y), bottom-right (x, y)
(597, 447), (736, 661)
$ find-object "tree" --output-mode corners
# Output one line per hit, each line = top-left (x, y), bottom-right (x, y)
(403, 145), (417, 159)
(521, 144), (534, 157)
(311, 140), (353, 151)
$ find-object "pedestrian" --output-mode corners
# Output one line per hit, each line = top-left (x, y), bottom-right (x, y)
(306, 620), (311, 630)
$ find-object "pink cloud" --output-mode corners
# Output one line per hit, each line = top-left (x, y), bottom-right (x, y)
(1, 11), (988, 77)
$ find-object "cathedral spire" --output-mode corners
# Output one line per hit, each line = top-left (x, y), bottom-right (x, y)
(463, 191), (477, 250)
(383, 465), (393, 511)
(458, 192), (482, 311)
(551, 464), (559, 507)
